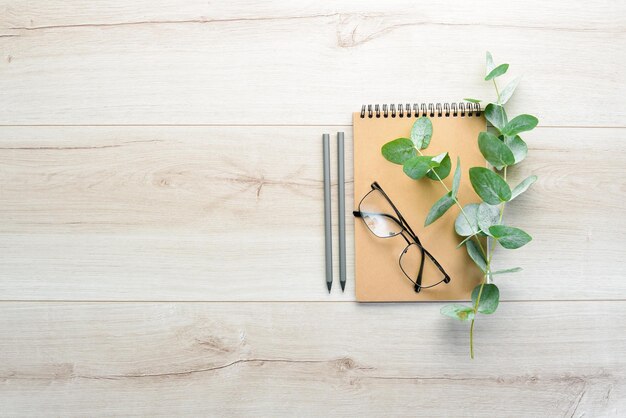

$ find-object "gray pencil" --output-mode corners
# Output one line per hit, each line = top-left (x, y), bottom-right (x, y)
(337, 132), (346, 292)
(323, 134), (333, 293)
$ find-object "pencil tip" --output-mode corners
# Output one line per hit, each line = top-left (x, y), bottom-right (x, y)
(327, 281), (332, 293)
(340, 281), (346, 292)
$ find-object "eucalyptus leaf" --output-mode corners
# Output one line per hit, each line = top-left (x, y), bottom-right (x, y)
(471, 284), (500, 314)
(466, 240), (487, 272)
(499, 76), (521, 105)
(381, 138), (416, 164)
(426, 152), (452, 180)
(431, 152), (447, 164)
(451, 157), (461, 197)
(503, 135), (528, 164)
(403, 155), (438, 180)
(486, 51), (495, 74)
(489, 225), (532, 249)
(454, 203), (480, 236)
(441, 304), (475, 321)
(511, 175), (538, 200)
(464, 98), (482, 104)
(425, 192), (455, 226)
(469, 167), (512, 205)
(490, 267), (523, 275)
(501, 114), (538, 136)
(485, 63), (509, 81)
(411, 117), (433, 149)
(478, 131), (515, 168)
(484, 104), (508, 131)
(477, 202), (500, 236)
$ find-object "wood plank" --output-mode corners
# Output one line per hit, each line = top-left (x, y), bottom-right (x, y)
(0, 301), (624, 416)
(0, 126), (624, 301)
(1, 1), (625, 126)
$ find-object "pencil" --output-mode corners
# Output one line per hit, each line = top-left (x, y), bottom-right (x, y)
(337, 132), (346, 292)
(323, 134), (333, 293)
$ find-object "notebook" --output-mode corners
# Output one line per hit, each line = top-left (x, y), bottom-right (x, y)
(353, 103), (486, 302)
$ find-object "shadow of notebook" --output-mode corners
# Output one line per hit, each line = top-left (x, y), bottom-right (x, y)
(353, 104), (485, 302)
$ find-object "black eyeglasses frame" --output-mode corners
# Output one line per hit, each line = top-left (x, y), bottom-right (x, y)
(353, 181), (451, 292)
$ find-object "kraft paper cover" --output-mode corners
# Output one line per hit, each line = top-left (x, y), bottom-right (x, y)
(353, 113), (486, 302)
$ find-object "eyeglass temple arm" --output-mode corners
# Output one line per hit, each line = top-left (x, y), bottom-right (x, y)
(422, 246), (451, 280)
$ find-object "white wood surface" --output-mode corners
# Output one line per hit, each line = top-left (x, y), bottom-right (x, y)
(1, 302), (625, 416)
(1, 1), (625, 126)
(1, 1), (625, 416)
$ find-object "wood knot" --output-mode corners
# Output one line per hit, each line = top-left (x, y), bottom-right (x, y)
(195, 336), (234, 353)
(336, 357), (357, 370)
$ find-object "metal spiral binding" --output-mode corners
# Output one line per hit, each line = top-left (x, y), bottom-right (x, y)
(360, 102), (481, 119)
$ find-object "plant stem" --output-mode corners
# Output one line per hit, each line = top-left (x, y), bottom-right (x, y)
(416, 150), (488, 259)
(469, 166), (507, 358)
(469, 273), (486, 359)
(469, 317), (475, 358)
(493, 79), (501, 103)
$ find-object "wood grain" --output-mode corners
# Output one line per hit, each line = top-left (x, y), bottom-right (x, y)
(1, 1), (625, 126)
(1, 301), (624, 416)
(0, 126), (624, 301)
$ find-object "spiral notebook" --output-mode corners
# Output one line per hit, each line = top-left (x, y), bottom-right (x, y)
(353, 103), (486, 302)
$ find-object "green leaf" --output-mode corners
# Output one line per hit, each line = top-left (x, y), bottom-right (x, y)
(471, 284), (499, 314)
(403, 155), (438, 180)
(431, 152), (446, 164)
(426, 152), (452, 180)
(477, 202), (500, 236)
(464, 98), (482, 104)
(499, 76), (521, 105)
(425, 192), (455, 226)
(486, 51), (495, 74)
(503, 135), (528, 164)
(501, 114), (538, 136)
(441, 304), (475, 321)
(410, 117), (433, 149)
(485, 63), (509, 81)
(511, 175), (537, 200)
(454, 203), (480, 236)
(484, 104), (508, 131)
(489, 225), (532, 249)
(478, 131), (515, 168)
(451, 157), (461, 197)
(381, 138), (416, 164)
(490, 267), (523, 275)
(469, 167), (512, 205)
(466, 240), (487, 272)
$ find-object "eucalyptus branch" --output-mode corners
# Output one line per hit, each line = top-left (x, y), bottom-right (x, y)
(380, 51), (538, 358)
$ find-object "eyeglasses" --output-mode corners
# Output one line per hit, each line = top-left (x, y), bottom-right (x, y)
(353, 181), (451, 293)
